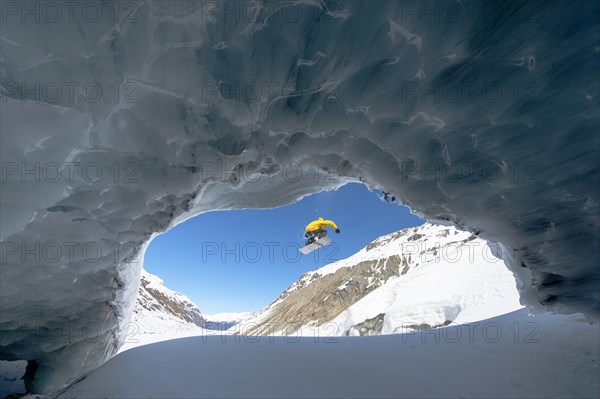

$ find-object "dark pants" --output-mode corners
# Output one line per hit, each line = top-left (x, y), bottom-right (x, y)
(306, 228), (327, 245)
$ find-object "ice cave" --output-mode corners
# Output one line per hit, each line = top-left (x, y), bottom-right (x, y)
(0, 0), (598, 395)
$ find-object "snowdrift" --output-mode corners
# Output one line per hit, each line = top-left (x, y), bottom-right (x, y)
(57, 310), (600, 399)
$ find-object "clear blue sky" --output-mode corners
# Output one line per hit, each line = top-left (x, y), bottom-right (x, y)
(144, 183), (424, 314)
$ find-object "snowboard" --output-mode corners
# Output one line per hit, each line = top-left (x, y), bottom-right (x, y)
(299, 236), (332, 254)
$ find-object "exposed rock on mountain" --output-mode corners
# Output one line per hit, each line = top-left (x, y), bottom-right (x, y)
(245, 223), (521, 336)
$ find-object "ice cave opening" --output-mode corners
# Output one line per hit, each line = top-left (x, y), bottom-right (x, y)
(141, 182), (424, 317)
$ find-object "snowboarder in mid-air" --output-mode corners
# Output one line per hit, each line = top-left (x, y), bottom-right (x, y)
(304, 217), (340, 245)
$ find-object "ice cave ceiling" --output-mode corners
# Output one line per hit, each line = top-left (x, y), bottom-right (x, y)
(0, 0), (598, 393)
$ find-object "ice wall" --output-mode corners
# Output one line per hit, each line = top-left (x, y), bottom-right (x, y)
(1, 0), (598, 393)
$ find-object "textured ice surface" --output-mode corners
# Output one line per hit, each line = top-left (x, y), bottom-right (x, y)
(0, 0), (598, 393)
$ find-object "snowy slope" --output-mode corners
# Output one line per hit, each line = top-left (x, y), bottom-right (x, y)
(56, 309), (600, 399)
(134, 269), (206, 330)
(119, 269), (207, 352)
(245, 223), (522, 336)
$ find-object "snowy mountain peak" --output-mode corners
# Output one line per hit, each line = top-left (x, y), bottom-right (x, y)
(289, 223), (473, 290)
(133, 270), (206, 331)
(245, 223), (521, 336)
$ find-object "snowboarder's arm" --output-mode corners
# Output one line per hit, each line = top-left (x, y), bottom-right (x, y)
(325, 220), (338, 230)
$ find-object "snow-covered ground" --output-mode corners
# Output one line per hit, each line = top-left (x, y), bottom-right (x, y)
(57, 309), (599, 399)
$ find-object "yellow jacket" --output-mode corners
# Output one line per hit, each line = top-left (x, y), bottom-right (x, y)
(305, 217), (338, 233)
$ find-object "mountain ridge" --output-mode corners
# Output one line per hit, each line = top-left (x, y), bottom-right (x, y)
(242, 223), (521, 336)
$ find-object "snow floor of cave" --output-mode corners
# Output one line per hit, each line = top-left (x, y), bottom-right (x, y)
(117, 327), (234, 354)
(48, 309), (599, 399)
